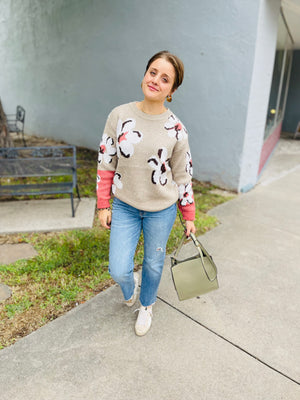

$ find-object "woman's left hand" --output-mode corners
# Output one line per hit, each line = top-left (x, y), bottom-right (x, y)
(185, 220), (196, 237)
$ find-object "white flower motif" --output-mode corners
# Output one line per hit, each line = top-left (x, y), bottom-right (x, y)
(96, 174), (101, 191)
(117, 118), (143, 158)
(112, 172), (123, 194)
(185, 151), (193, 176)
(98, 134), (117, 164)
(164, 114), (187, 141)
(148, 147), (170, 186)
(178, 183), (194, 206)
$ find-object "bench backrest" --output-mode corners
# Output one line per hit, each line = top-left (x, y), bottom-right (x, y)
(0, 146), (77, 183)
(16, 106), (25, 123)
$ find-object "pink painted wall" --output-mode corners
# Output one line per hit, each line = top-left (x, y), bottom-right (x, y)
(258, 121), (282, 175)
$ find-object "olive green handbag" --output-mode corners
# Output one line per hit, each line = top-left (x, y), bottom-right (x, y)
(171, 232), (219, 301)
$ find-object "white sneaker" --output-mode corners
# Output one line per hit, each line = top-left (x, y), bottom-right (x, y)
(135, 305), (153, 336)
(125, 272), (139, 307)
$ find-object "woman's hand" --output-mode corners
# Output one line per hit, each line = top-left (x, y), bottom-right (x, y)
(185, 220), (196, 237)
(98, 209), (112, 229)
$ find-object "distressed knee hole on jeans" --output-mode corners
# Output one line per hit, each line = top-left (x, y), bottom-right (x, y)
(156, 247), (163, 252)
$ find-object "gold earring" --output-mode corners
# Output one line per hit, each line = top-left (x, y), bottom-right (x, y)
(166, 95), (172, 102)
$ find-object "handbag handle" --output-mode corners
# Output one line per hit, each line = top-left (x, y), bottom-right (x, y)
(173, 232), (218, 282)
(176, 215), (206, 263)
(173, 232), (203, 259)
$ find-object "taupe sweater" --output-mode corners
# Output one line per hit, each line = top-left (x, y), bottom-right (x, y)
(97, 102), (195, 220)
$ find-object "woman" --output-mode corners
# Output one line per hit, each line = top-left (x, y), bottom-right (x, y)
(97, 50), (196, 336)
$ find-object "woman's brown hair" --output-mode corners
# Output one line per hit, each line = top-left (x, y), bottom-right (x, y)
(145, 50), (184, 92)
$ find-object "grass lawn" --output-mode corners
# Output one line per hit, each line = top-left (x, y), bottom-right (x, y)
(0, 142), (235, 349)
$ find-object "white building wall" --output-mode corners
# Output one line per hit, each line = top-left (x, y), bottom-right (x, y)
(0, 0), (279, 191)
(238, 0), (281, 192)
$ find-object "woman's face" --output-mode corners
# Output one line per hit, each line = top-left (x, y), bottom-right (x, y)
(142, 57), (176, 103)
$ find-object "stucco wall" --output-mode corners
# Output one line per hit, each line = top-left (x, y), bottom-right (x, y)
(238, 0), (280, 192)
(283, 50), (300, 133)
(0, 0), (277, 191)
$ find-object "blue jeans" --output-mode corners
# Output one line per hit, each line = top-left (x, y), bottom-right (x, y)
(109, 198), (177, 307)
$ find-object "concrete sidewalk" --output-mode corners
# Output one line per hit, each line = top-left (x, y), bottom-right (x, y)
(0, 137), (299, 399)
(0, 197), (96, 234)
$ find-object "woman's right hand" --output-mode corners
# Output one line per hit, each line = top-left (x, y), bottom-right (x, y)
(98, 209), (112, 229)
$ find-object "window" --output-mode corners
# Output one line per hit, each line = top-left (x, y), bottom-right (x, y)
(264, 12), (293, 140)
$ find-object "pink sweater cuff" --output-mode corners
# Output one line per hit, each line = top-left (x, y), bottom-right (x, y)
(96, 170), (114, 208)
(178, 201), (195, 221)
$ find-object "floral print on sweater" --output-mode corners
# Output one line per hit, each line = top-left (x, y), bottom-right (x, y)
(117, 118), (143, 158)
(96, 102), (195, 220)
(98, 134), (116, 164)
(112, 172), (123, 194)
(148, 147), (171, 186)
(185, 151), (193, 176)
(164, 114), (188, 141)
(178, 183), (194, 206)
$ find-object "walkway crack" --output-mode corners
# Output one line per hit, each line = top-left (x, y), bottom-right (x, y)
(157, 296), (300, 386)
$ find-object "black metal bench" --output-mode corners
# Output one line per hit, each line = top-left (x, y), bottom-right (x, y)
(6, 106), (26, 146)
(0, 145), (80, 217)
